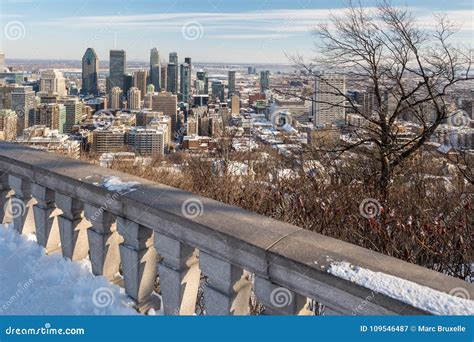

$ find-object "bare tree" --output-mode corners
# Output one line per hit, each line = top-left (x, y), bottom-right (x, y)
(283, 0), (473, 200)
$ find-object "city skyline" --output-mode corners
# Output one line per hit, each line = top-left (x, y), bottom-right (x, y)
(0, 0), (473, 64)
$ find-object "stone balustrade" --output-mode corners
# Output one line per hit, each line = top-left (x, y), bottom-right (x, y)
(0, 142), (472, 315)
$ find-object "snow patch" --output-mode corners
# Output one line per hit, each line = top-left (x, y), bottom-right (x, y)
(328, 261), (474, 315)
(99, 176), (139, 193)
(0, 225), (136, 315)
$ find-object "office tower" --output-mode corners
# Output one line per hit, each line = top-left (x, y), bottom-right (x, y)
(194, 80), (205, 95)
(231, 95), (240, 115)
(128, 87), (141, 110)
(0, 53), (5, 71)
(151, 92), (178, 131)
(123, 74), (133, 95)
(91, 129), (126, 153)
(169, 52), (178, 65)
(0, 84), (16, 109)
(81, 48), (99, 95)
(180, 63), (191, 102)
(314, 74), (346, 127)
(133, 70), (148, 98)
(110, 87), (123, 109)
(40, 70), (66, 96)
(0, 109), (17, 141)
(197, 71), (208, 94)
(150, 48), (161, 91)
(260, 70), (270, 93)
(160, 65), (167, 91)
(35, 103), (66, 133)
(167, 63), (178, 94)
(211, 81), (225, 102)
(11, 86), (35, 135)
(228, 71), (236, 97)
(109, 50), (126, 92)
(126, 127), (165, 157)
(64, 98), (83, 133)
(186, 116), (198, 136)
(184, 58), (192, 97)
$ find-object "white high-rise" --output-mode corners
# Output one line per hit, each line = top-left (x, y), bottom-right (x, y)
(0, 53), (5, 71)
(313, 74), (346, 127)
(128, 87), (141, 111)
(40, 69), (66, 96)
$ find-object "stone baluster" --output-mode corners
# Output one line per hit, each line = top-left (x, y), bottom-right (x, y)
(254, 277), (312, 315)
(154, 233), (201, 315)
(200, 252), (252, 315)
(56, 193), (89, 261)
(31, 184), (61, 253)
(117, 217), (158, 309)
(8, 175), (36, 235)
(84, 204), (120, 281)
(0, 172), (12, 224)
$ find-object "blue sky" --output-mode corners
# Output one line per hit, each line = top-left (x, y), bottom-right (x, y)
(0, 0), (472, 64)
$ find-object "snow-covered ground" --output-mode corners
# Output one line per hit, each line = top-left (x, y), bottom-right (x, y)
(328, 261), (474, 315)
(0, 224), (137, 315)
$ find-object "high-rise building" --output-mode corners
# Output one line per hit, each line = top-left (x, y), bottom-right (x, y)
(0, 53), (5, 71)
(126, 127), (164, 157)
(81, 48), (99, 95)
(110, 87), (123, 109)
(260, 70), (270, 93)
(150, 48), (161, 91)
(169, 52), (178, 65)
(0, 84), (15, 109)
(128, 87), (141, 111)
(160, 65), (167, 91)
(109, 50), (126, 92)
(133, 70), (148, 98)
(35, 103), (66, 133)
(63, 98), (83, 133)
(184, 57), (192, 98)
(196, 71), (208, 94)
(91, 129), (126, 154)
(180, 63), (191, 102)
(314, 74), (346, 127)
(40, 70), (66, 96)
(231, 95), (240, 115)
(11, 86), (35, 135)
(228, 71), (236, 97)
(167, 63), (178, 94)
(151, 92), (178, 131)
(212, 81), (225, 102)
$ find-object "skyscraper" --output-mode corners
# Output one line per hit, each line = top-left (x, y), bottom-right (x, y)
(260, 70), (270, 93)
(128, 87), (141, 111)
(0, 53), (5, 71)
(110, 87), (123, 109)
(160, 65), (167, 91)
(151, 92), (178, 131)
(169, 52), (178, 65)
(109, 50), (126, 92)
(11, 86), (35, 135)
(211, 81), (225, 102)
(180, 63), (191, 102)
(40, 70), (66, 96)
(197, 71), (208, 94)
(133, 70), (148, 98)
(228, 71), (236, 97)
(81, 48), (99, 96)
(150, 48), (161, 91)
(314, 74), (346, 127)
(63, 98), (83, 133)
(167, 63), (178, 94)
